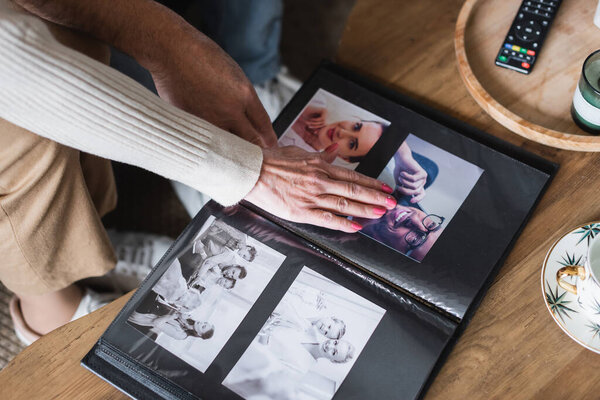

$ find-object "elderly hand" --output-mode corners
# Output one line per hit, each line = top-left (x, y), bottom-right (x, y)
(245, 145), (397, 233)
(148, 27), (276, 149)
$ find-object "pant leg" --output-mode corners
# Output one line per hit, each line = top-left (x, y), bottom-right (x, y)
(196, 0), (283, 84)
(0, 119), (117, 295)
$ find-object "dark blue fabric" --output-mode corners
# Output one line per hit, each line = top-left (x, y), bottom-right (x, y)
(197, 0), (283, 84)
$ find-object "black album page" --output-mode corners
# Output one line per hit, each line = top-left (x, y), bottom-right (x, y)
(265, 64), (556, 321)
(86, 202), (457, 400)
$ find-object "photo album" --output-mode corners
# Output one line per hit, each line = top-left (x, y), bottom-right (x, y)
(82, 63), (557, 400)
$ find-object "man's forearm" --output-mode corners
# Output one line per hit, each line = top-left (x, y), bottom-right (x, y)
(13, 0), (196, 72)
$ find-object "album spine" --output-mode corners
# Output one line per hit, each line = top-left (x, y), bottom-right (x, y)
(81, 340), (197, 400)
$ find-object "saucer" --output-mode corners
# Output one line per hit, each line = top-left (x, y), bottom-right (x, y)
(541, 222), (600, 354)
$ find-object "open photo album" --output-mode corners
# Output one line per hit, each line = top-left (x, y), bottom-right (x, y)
(82, 63), (557, 400)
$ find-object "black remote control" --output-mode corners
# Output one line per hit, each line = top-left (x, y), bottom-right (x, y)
(495, 0), (563, 74)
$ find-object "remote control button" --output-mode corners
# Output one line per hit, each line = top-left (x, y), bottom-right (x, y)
(525, 26), (533, 33)
(525, 55), (532, 61)
(511, 51), (517, 56)
(522, 34), (529, 40)
(533, 42), (538, 48)
(518, 12), (524, 19)
(508, 35), (515, 41)
(512, 45), (521, 51)
(505, 43), (513, 49)
(521, 62), (531, 69)
(519, 48), (527, 54)
(503, 49), (510, 55)
(542, 20), (549, 26)
(527, 49), (536, 56)
(499, 55), (508, 62)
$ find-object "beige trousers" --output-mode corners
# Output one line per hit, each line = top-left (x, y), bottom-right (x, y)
(0, 24), (118, 295)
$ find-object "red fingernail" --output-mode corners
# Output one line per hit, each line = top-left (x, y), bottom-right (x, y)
(386, 196), (397, 207)
(382, 183), (393, 194)
(351, 222), (363, 231)
(373, 206), (387, 215)
(325, 143), (339, 153)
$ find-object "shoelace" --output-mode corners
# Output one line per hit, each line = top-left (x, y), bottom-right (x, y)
(115, 239), (154, 267)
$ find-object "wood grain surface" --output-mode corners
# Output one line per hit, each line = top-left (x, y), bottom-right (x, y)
(2, 1), (600, 399)
(456, 0), (600, 151)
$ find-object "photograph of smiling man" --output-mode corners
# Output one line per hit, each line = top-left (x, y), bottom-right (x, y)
(278, 88), (389, 169)
(353, 134), (484, 262)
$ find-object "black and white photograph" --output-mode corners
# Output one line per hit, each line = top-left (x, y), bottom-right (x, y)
(353, 134), (484, 262)
(278, 88), (389, 169)
(127, 216), (286, 373)
(223, 266), (386, 400)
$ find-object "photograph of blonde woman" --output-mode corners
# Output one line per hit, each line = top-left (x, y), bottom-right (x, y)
(279, 89), (390, 169)
(224, 267), (385, 400)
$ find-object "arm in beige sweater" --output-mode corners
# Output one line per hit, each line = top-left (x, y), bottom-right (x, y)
(0, 2), (263, 206)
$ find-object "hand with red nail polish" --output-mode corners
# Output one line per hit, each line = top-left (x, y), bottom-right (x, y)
(245, 146), (395, 233)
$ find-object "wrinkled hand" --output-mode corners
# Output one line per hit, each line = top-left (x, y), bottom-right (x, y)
(245, 146), (397, 233)
(149, 29), (276, 148)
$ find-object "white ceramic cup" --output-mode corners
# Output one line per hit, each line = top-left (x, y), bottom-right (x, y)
(556, 235), (600, 322)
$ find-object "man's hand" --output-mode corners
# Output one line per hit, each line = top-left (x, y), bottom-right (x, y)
(149, 31), (276, 148)
(15, 0), (277, 148)
(393, 142), (428, 203)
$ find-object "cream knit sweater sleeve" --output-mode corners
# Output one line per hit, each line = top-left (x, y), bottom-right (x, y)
(0, 4), (263, 206)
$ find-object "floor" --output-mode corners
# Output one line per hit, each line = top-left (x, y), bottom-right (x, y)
(0, 0), (355, 371)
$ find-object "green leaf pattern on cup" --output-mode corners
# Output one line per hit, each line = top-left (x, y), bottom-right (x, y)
(558, 252), (584, 267)
(587, 322), (600, 341)
(546, 280), (577, 323)
(573, 223), (600, 246)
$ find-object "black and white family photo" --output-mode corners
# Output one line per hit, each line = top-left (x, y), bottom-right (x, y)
(127, 216), (286, 372)
(353, 134), (484, 262)
(278, 89), (390, 169)
(223, 267), (385, 400)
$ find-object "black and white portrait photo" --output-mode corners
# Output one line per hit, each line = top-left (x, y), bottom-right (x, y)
(223, 267), (386, 400)
(127, 216), (286, 373)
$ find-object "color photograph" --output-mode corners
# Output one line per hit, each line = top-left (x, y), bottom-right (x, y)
(278, 88), (389, 169)
(223, 266), (386, 400)
(353, 134), (484, 262)
(127, 216), (286, 372)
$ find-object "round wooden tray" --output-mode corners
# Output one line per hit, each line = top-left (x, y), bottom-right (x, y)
(455, 0), (600, 151)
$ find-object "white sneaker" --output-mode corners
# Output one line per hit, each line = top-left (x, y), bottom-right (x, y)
(254, 67), (302, 121)
(104, 230), (173, 293)
(9, 287), (118, 346)
(69, 288), (119, 321)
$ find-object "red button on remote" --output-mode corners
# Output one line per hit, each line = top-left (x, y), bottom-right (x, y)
(527, 50), (535, 56)
(522, 62), (531, 69)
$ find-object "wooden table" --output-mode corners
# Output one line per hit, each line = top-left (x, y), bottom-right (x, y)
(3, 1), (600, 399)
